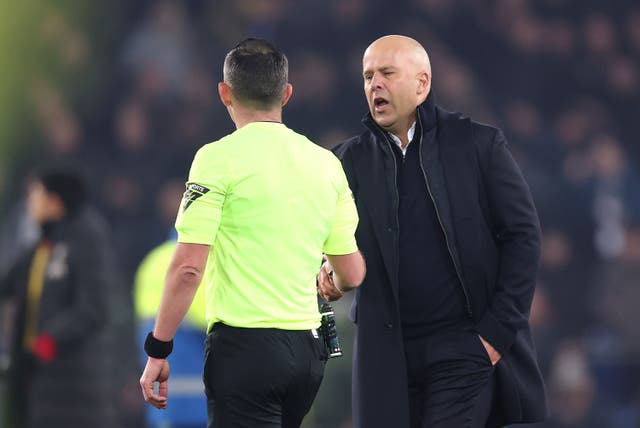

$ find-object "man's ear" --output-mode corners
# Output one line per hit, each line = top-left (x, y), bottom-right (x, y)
(281, 83), (293, 107)
(218, 82), (233, 107)
(416, 71), (430, 97)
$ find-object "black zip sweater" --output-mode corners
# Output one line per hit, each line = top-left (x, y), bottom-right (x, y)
(388, 113), (469, 341)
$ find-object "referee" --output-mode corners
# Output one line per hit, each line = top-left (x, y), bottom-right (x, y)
(139, 38), (366, 428)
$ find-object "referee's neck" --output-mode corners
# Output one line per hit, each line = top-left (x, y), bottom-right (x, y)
(230, 107), (283, 129)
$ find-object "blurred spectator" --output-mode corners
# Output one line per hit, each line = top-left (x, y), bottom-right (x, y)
(122, 0), (196, 99)
(606, 55), (639, 98)
(537, 229), (593, 337)
(29, 82), (84, 160)
(134, 237), (208, 428)
(0, 200), (39, 278)
(234, 0), (288, 39)
(99, 96), (166, 281)
(0, 166), (120, 427)
(583, 13), (618, 58)
(588, 135), (640, 259)
(591, 244), (640, 357)
(544, 341), (608, 428)
(528, 285), (558, 375)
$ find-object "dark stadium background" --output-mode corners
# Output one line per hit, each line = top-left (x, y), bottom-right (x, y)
(1, 1), (639, 427)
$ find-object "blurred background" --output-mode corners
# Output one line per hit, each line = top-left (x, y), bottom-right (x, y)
(1, 0), (639, 427)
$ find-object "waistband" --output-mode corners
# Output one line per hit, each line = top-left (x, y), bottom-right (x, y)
(210, 322), (321, 338)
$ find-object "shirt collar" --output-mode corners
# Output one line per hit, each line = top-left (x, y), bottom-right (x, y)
(388, 121), (416, 155)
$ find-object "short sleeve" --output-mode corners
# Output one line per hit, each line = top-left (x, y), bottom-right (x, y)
(175, 146), (228, 245)
(323, 159), (359, 255)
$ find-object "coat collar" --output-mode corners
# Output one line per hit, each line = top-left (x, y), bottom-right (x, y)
(360, 92), (438, 138)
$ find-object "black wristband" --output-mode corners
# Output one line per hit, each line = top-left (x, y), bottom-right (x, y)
(144, 332), (173, 359)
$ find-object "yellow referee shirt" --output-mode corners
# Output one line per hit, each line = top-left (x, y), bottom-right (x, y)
(175, 122), (359, 332)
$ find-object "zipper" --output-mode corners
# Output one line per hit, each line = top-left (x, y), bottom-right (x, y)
(416, 115), (473, 316)
(382, 136), (401, 249)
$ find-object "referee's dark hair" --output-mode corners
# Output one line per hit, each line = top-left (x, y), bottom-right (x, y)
(223, 38), (288, 110)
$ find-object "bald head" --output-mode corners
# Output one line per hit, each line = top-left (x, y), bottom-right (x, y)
(365, 35), (432, 79)
(362, 35), (432, 139)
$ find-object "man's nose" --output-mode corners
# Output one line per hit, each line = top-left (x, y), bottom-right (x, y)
(369, 74), (383, 90)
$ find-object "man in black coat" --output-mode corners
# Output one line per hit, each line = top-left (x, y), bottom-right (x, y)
(318, 35), (547, 427)
(0, 167), (120, 428)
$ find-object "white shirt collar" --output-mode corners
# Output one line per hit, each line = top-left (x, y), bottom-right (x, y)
(388, 122), (416, 155)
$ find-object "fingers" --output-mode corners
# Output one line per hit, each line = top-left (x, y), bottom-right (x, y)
(158, 378), (169, 400)
(140, 358), (170, 409)
(317, 267), (328, 300)
(317, 262), (343, 302)
(479, 335), (501, 366)
(140, 373), (168, 409)
(142, 381), (168, 409)
(151, 379), (169, 409)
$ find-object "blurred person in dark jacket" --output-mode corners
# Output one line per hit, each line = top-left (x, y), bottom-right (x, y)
(543, 341), (607, 428)
(0, 166), (119, 428)
(318, 35), (547, 428)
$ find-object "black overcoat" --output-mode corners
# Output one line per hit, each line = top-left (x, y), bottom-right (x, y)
(333, 97), (548, 428)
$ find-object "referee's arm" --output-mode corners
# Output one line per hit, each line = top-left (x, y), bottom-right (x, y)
(318, 251), (365, 302)
(139, 242), (209, 409)
(328, 251), (365, 291)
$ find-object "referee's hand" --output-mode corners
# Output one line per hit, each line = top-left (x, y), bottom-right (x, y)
(317, 259), (343, 302)
(140, 357), (171, 409)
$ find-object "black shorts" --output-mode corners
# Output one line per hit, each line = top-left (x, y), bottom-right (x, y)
(204, 323), (327, 428)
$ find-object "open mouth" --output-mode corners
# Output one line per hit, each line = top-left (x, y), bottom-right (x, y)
(373, 97), (389, 112)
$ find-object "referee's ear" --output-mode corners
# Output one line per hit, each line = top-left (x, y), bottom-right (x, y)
(218, 82), (233, 107)
(281, 83), (293, 107)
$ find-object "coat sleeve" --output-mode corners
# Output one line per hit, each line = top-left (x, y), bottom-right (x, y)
(0, 260), (19, 300)
(475, 129), (541, 356)
(0, 249), (32, 300)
